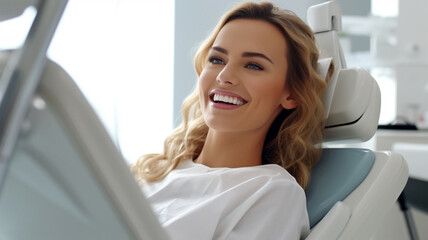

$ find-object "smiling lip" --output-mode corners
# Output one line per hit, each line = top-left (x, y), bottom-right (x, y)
(209, 89), (248, 110)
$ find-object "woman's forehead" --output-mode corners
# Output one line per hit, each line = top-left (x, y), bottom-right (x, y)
(212, 19), (288, 59)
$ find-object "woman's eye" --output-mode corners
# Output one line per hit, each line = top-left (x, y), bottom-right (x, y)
(246, 63), (263, 71)
(208, 57), (224, 65)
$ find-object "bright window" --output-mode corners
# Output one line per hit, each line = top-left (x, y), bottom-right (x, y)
(0, 0), (174, 163)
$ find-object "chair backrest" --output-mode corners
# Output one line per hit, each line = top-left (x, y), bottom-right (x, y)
(305, 1), (381, 226)
(306, 148), (375, 227)
(304, 1), (409, 239)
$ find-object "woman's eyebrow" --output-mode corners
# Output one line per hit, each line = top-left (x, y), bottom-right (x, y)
(211, 46), (273, 64)
(212, 46), (228, 54)
(242, 52), (273, 63)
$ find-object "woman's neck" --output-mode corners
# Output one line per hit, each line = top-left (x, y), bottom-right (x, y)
(195, 129), (266, 168)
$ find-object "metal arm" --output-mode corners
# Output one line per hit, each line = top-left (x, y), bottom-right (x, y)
(0, 0), (68, 191)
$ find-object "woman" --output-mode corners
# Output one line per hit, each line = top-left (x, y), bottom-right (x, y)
(132, 2), (328, 239)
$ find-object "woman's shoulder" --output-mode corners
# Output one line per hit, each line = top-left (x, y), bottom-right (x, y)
(143, 159), (304, 199)
(176, 159), (297, 182)
(243, 164), (305, 196)
(233, 164), (299, 187)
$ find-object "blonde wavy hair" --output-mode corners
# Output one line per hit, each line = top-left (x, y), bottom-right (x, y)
(132, 1), (329, 189)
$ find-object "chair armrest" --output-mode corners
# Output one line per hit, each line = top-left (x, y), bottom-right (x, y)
(305, 202), (350, 240)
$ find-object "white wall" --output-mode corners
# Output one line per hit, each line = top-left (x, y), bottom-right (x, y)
(396, 0), (428, 126)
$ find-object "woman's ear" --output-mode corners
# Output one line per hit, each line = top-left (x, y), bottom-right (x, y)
(281, 94), (298, 110)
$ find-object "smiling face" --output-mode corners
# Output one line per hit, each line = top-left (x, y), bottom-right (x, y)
(198, 18), (297, 135)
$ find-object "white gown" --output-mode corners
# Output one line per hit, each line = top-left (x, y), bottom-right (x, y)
(141, 159), (310, 240)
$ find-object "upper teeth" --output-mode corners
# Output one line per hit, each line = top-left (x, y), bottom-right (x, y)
(213, 94), (244, 105)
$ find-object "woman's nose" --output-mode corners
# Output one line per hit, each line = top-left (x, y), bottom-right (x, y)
(216, 65), (239, 85)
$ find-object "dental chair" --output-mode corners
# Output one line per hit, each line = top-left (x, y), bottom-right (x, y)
(304, 2), (409, 239)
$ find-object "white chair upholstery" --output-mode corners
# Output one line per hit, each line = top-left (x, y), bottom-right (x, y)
(305, 1), (409, 239)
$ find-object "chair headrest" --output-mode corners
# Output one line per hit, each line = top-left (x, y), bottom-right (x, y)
(311, 1), (381, 142)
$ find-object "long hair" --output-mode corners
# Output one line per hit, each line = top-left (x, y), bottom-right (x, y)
(132, 1), (328, 189)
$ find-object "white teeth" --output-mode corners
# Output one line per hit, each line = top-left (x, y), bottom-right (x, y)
(213, 94), (244, 105)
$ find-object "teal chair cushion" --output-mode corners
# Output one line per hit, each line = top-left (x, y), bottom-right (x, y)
(306, 148), (375, 227)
